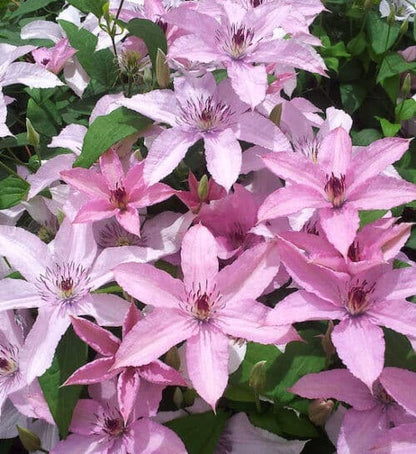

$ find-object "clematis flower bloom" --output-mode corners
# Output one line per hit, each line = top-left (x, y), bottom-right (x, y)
(118, 72), (290, 189)
(65, 304), (186, 422)
(61, 148), (174, 236)
(267, 237), (416, 387)
(258, 127), (416, 256)
(32, 38), (77, 75)
(112, 224), (296, 409)
(291, 367), (416, 454)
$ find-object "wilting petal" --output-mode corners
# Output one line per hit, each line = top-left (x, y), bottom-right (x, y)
(186, 324), (229, 410)
(332, 317), (384, 388)
(204, 129), (242, 191)
(290, 369), (375, 410)
(114, 309), (197, 368)
(144, 127), (197, 185)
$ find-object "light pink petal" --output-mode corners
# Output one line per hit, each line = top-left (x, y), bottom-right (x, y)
(227, 61), (267, 108)
(337, 407), (385, 454)
(130, 418), (187, 454)
(139, 360), (186, 386)
(130, 182), (174, 207)
(70, 316), (120, 355)
(3, 62), (64, 88)
(348, 174), (416, 210)
(319, 205), (360, 257)
(380, 367), (416, 417)
(144, 128), (197, 185)
(369, 299), (416, 338)
(349, 137), (410, 192)
(0, 279), (41, 311)
(118, 368), (141, 422)
(123, 303), (142, 337)
(118, 90), (179, 125)
(317, 127), (352, 175)
(114, 309), (197, 368)
(290, 369), (375, 410)
(27, 154), (75, 199)
(64, 357), (117, 385)
(371, 423), (416, 453)
(181, 224), (218, 291)
(0, 225), (51, 281)
(217, 242), (280, 306)
(99, 148), (125, 188)
(262, 152), (325, 191)
(375, 266), (416, 301)
(186, 324), (229, 410)
(168, 34), (221, 63)
(124, 161), (144, 195)
(267, 290), (345, 325)
(257, 185), (327, 222)
(83, 293), (130, 327)
(332, 317), (384, 388)
(51, 434), (103, 454)
(60, 168), (110, 199)
(236, 111), (291, 151)
(21, 20), (62, 42)
(204, 129), (242, 191)
(20, 307), (70, 383)
(133, 380), (164, 419)
(49, 124), (87, 155)
(114, 262), (185, 309)
(74, 199), (117, 223)
(116, 206), (141, 236)
(276, 237), (349, 303)
(63, 56), (90, 97)
(217, 298), (292, 344)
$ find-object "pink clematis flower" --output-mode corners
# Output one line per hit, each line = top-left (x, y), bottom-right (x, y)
(291, 367), (416, 454)
(51, 390), (187, 454)
(0, 218), (133, 383)
(112, 224), (297, 409)
(267, 237), (416, 387)
(61, 148), (174, 236)
(258, 127), (416, 256)
(65, 304), (186, 422)
(32, 38), (77, 75)
(118, 72), (290, 189)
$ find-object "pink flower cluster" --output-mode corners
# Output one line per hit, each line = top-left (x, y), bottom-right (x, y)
(1, 0), (416, 453)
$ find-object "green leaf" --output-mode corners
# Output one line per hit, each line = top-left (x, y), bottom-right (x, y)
(340, 83), (367, 113)
(0, 176), (29, 209)
(123, 18), (168, 71)
(366, 11), (400, 54)
(249, 407), (319, 438)
(351, 128), (382, 146)
(166, 411), (228, 454)
(384, 328), (416, 371)
(74, 107), (152, 168)
(265, 330), (326, 405)
(395, 99), (416, 121)
(38, 327), (88, 438)
(377, 53), (416, 84)
(359, 210), (388, 228)
(27, 98), (59, 138)
(377, 117), (401, 137)
(67, 0), (106, 17)
(346, 31), (366, 55)
(9, 0), (55, 18)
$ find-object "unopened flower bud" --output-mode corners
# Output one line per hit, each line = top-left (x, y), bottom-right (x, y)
(321, 320), (336, 359)
(364, 0), (374, 9)
(26, 118), (39, 147)
(400, 18), (409, 35)
(269, 103), (282, 127)
(165, 346), (181, 370)
(402, 73), (412, 97)
(102, 1), (110, 20)
(197, 174), (209, 202)
(143, 66), (153, 85)
(17, 426), (42, 452)
(156, 48), (170, 88)
(308, 399), (334, 426)
(173, 387), (184, 409)
(387, 5), (396, 24)
(249, 360), (267, 394)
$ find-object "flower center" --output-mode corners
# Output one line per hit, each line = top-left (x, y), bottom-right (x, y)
(110, 184), (128, 210)
(217, 24), (255, 59)
(41, 58), (50, 66)
(324, 173), (346, 208)
(103, 417), (125, 437)
(0, 343), (19, 382)
(347, 240), (361, 262)
(372, 380), (395, 406)
(292, 137), (320, 163)
(345, 280), (375, 315)
(180, 96), (233, 132)
(184, 282), (223, 322)
(96, 220), (144, 248)
(37, 262), (91, 307)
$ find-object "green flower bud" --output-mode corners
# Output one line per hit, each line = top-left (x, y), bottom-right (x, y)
(249, 360), (267, 394)
(197, 174), (209, 202)
(165, 346), (181, 371)
(269, 104), (282, 127)
(156, 48), (171, 88)
(402, 73), (412, 97)
(308, 399), (334, 426)
(17, 426), (42, 452)
(26, 118), (40, 148)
